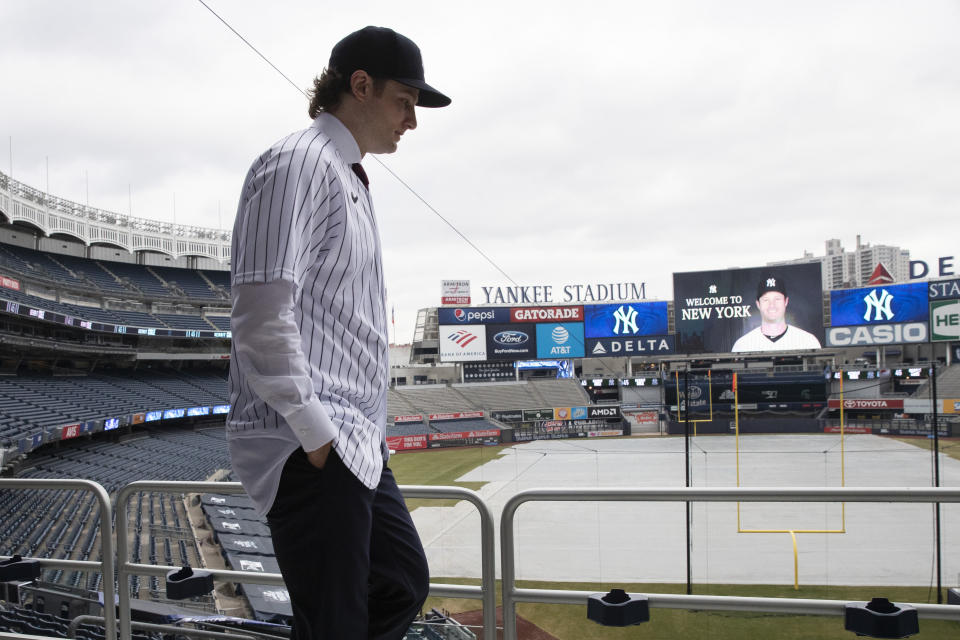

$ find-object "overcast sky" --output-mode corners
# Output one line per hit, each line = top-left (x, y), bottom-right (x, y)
(2, 1), (958, 341)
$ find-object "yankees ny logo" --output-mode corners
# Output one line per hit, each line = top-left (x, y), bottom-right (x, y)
(863, 288), (894, 321)
(613, 305), (640, 334)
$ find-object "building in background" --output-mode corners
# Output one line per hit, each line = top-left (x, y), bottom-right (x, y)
(769, 236), (910, 290)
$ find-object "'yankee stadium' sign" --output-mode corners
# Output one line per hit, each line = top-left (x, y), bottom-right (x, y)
(481, 282), (647, 305)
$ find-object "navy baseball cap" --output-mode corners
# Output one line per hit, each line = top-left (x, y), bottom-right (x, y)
(756, 275), (787, 300)
(330, 26), (451, 108)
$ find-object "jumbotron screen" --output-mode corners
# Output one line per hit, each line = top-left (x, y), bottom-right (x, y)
(673, 262), (824, 354)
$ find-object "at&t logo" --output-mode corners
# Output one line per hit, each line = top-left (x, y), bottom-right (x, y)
(551, 326), (569, 344)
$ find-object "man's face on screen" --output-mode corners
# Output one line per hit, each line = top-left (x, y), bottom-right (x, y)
(756, 291), (787, 324)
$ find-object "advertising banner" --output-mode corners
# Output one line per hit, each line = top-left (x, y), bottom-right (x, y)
(827, 399), (904, 410)
(428, 429), (500, 442)
(523, 408), (554, 421)
(584, 301), (668, 338)
(0, 275), (20, 291)
(830, 282), (929, 326)
(628, 411), (659, 425)
(463, 361), (516, 381)
(588, 405), (621, 419)
(438, 307), (511, 324)
(673, 263), (824, 354)
(428, 411), (484, 421)
(553, 407), (572, 420)
(943, 399), (960, 414)
(825, 322), (928, 346)
(515, 359), (574, 378)
(929, 278), (960, 300)
(393, 414), (423, 423)
(132, 413), (145, 425)
(386, 434), (428, 451)
(586, 335), (675, 357)
(485, 324), (537, 361)
(439, 325), (488, 362)
(824, 425), (873, 434)
(535, 322), (585, 358)
(491, 410), (523, 422)
(441, 280), (471, 305)
(511, 306), (584, 323)
(571, 406), (588, 420)
(61, 424), (81, 440)
(931, 300), (960, 342)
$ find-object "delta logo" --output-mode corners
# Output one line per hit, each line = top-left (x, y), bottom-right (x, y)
(448, 329), (480, 348)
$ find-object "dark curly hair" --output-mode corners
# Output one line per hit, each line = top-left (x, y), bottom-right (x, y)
(307, 68), (346, 118)
(307, 67), (387, 119)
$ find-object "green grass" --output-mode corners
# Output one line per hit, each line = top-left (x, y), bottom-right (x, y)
(424, 578), (958, 639)
(891, 435), (960, 462)
(389, 443), (510, 509)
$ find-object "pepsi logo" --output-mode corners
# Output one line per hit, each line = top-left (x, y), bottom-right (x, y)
(454, 309), (466, 321)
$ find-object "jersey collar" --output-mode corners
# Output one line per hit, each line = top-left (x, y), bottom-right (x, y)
(312, 112), (361, 165)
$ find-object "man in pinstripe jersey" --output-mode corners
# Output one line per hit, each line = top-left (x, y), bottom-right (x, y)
(226, 26), (450, 639)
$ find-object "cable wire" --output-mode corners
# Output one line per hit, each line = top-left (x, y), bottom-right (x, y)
(193, 0), (626, 377)
(194, 0), (518, 287)
(195, 0), (307, 99)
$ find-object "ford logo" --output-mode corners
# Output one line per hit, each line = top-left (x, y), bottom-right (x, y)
(494, 331), (528, 345)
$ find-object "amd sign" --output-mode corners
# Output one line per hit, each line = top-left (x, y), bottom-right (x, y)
(826, 322), (928, 346)
(588, 406), (621, 419)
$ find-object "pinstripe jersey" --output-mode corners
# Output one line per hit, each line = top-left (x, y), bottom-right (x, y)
(227, 113), (389, 513)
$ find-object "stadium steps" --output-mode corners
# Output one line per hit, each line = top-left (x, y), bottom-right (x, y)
(532, 378), (592, 406)
(446, 385), (474, 409)
(387, 388), (420, 417)
(94, 260), (142, 294)
(912, 363), (960, 398)
(146, 266), (185, 297)
(527, 382), (549, 407)
(393, 385), (477, 414)
(43, 253), (99, 290)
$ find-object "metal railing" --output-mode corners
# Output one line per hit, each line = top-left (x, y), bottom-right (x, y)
(114, 480), (497, 640)
(68, 615), (257, 640)
(499, 486), (960, 640)
(5, 479), (960, 640)
(0, 478), (116, 640)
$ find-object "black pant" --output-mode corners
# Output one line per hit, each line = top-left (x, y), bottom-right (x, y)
(267, 447), (429, 640)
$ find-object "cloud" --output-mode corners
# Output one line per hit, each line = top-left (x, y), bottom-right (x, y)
(2, 0), (958, 341)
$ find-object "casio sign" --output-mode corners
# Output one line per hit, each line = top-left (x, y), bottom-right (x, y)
(494, 330), (529, 345)
(826, 323), (927, 346)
